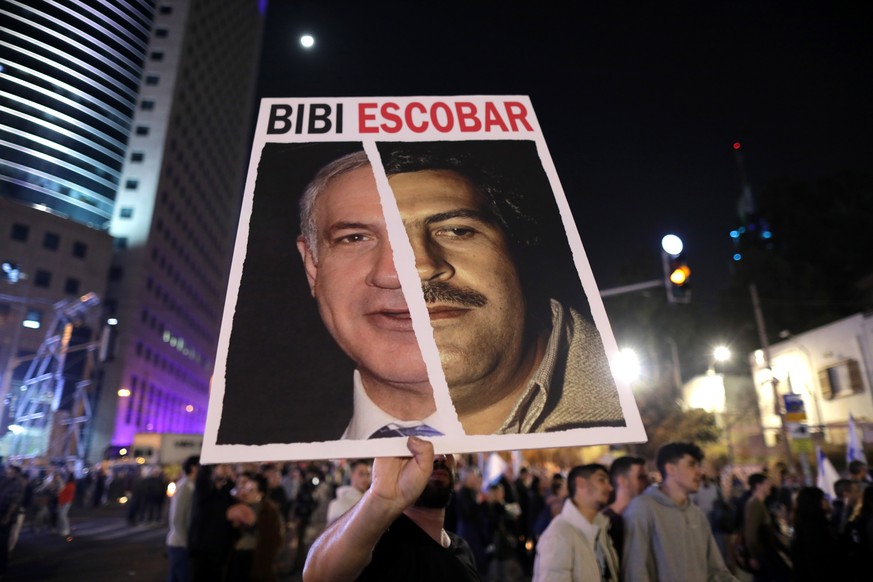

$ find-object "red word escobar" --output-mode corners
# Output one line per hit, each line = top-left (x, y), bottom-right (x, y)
(264, 101), (534, 135)
(358, 101), (534, 133)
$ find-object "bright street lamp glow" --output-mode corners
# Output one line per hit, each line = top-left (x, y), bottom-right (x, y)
(661, 234), (684, 256)
(300, 34), (314, 48)
(713, 346), (731, 362)
(614, 348), (641, 383)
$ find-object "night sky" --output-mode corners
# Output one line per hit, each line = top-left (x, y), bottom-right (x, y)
(256, 1), (873, 318)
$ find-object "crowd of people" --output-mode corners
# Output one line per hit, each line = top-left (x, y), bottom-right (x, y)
(0, 444), (870, 581)
(298, 441), (873, 582)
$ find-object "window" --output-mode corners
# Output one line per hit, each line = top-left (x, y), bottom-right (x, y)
(114, 237), (128, 250)
(819, 360), (864, 399)
(64, 278), (80, 295)
(34, 269), (52, 288)
(141, 100), (155, 111)
(120, 207), (134, 219)
(155, 28), (169, 38)
(11, 223), (29, 242)
(72, 241), (87, 258)
(150, 51), (164, 62)
(131, 151), (145, 163)
(43, 232), (60, 250)
(145, 75), (160, 86)
(125, 179), (139, 190)
(159, 5), (172, 14)
(135, 126), (149, 136)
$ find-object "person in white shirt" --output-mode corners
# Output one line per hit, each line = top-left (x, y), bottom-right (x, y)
(326, 460), (372, 525)
(533, 463), (619, 582)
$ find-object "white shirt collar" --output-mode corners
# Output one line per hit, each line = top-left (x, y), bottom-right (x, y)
(342, 370), (452, 439)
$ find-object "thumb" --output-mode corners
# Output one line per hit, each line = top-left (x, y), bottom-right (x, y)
(406, 436), (435, 472)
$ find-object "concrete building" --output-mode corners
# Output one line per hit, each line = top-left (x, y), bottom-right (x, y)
(0, 199), (113, 457)
(1, 1), (264, 461)
(750, 313), (873, 449)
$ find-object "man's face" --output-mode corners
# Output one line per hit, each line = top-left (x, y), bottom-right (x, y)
(298, 166), (429, 389)
(668, 454), (703, 494)
(350, 463), (372, 493)
(576, 469), (612, 509)
(415, 454), (456, 509)
(625, 464), (649, 497)
(388, 170), (528, 408)
(234, 476), (260, 504)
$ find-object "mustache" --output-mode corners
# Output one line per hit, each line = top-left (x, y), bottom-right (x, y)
(422, 281), (487, 308)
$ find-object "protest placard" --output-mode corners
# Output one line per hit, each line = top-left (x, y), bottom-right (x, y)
(203, 96), (645, 461)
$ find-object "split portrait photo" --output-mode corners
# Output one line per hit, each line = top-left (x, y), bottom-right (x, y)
(204, 97), (644, 462)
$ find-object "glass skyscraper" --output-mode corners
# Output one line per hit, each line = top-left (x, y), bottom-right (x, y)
(1, 0), (264, 460)
(0, 1), (153, 227)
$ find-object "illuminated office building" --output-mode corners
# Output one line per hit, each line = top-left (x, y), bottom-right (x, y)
(1, 1), (264, 460)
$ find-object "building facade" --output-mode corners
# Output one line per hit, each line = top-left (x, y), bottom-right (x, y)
(750, 313), (873, 448)
(97, 0), (263, 457)
(0, 199), (113, 457)
(1, 0), (264, 461)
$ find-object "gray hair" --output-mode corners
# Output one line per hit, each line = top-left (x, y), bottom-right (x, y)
(299, 150), (372, 257)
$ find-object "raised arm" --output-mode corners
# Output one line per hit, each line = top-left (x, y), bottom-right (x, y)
(302, 437), (434, 581)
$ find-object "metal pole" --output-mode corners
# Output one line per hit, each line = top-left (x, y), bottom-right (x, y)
(750, 283), (793, 465)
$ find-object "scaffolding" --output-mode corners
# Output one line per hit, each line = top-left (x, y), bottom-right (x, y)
(5, 293), (103, 462)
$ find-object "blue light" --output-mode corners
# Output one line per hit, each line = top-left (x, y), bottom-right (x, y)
(729, 230), (740, 239)
(738, 226), (746, 234)
(762, 231), (772, 239)
(733, 253), (742, 261)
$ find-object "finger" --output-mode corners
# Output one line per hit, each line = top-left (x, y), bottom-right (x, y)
(406, 436), (434, 471)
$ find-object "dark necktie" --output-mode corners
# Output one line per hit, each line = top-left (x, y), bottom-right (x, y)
(369, 423), (444, 439)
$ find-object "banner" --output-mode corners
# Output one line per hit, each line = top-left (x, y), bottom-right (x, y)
(202, 96), (646, 461)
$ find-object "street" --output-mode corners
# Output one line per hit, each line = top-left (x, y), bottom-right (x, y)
(8, 502), (307, 581)
(9, 503), (166, 581)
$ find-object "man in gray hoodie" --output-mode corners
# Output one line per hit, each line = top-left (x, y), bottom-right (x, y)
(622, 442), (737, 581)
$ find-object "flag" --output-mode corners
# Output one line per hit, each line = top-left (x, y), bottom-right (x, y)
(511, 450), (523, 477)
(846, 413), (867, 466)
(816, 446), (840, 500)
(484, 452), (508, 489)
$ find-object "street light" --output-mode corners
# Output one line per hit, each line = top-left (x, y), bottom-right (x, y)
(713, 346), (731, 363)
(613, 348), (641, 383)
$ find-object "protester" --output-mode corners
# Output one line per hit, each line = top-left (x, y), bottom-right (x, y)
(454, 465), (489, 574)
(622, 442), (736, 581)
(303, 437), (479, 581)
(483, 483), (523, 582)
(790, 486), (847, 582)
(0, 466), (25, 579)
(601, 455), (647, 560)
(226, 472), (283, 582)
(534, 463), (619, 582)
(845, 485), (873, 580)
(326, 460), (371, 525)
(743, 473), (789, 581)
(189, 464), (236, 581)
(166, 455), (200, 582)
(56, 475), (75, 537)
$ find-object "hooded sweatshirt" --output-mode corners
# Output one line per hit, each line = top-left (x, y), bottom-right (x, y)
(622, 485), (736, 582)
(326, 485), (365, 525)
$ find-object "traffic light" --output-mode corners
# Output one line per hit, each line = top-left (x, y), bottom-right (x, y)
(660, 234), (691, 304)
(665, 253), (691, 303)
